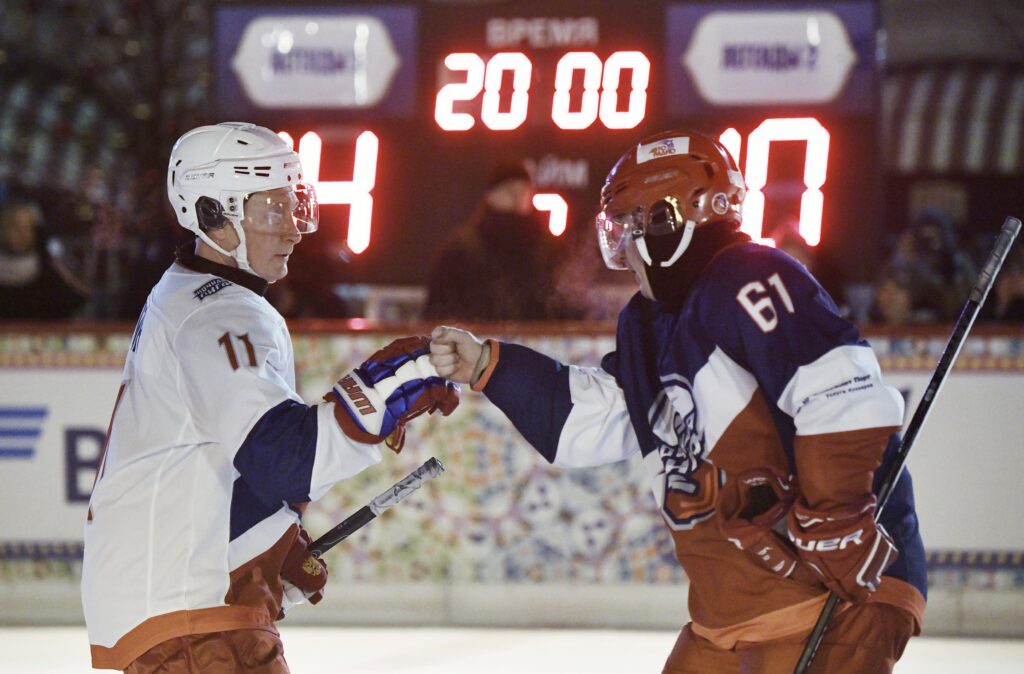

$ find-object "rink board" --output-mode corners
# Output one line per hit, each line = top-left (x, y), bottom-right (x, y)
(1, 325), (1022, 635)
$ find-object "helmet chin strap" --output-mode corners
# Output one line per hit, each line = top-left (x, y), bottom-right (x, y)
(197, 221), (255, 273)
(634, 219), (696, 267)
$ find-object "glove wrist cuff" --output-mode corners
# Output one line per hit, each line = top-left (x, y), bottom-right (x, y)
(327, 386), (386, 445)
(791, 496), (876, 531)
(471, 339), (500, 392)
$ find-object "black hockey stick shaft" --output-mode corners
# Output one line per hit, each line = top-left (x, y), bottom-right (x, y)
(793, 216), (1021, 674)
(309, 457), (445, 558)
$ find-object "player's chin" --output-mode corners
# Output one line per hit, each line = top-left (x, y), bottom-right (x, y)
(261, 257), (290, 283)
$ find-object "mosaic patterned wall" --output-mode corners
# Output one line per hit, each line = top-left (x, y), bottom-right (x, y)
(292, 332), (684, 586)
(2, 327), (1023, 595)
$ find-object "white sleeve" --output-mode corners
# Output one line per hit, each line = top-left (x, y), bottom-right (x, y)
(174, 298), (381, 503)
(777, 344), (905, 436)
(553, 366), (642, 468)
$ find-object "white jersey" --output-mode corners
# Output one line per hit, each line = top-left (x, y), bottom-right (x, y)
(82, 252), (382, 669)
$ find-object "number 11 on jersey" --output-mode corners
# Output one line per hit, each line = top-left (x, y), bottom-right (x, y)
(218, 332), (257, 370)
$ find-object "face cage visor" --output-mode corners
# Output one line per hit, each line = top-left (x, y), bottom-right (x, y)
(240, 182), (319, 235)
(595, 208), (642, 270)
(594, 198), (685, 270)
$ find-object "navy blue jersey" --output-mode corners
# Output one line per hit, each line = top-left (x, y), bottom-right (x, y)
(482, 242), (925, 642)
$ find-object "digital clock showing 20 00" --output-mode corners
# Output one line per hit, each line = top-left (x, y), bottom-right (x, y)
(214, 1), (880, 288)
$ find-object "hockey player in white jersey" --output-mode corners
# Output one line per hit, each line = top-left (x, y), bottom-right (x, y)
(430, 130), (925, 673)
(81, 122), (459, 672)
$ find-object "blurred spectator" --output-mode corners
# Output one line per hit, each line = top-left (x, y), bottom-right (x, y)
(0, 199), (89, 320)
(772, 223), (815, 270)
(265, 276), (350, 320)
(868, 266), (927, 326)
(423, 161), (582, 321)
(264, 239), (351, 319)
(885, 208), (975, 322)
(980, 245), (1024, 323)
(768, 219), (848, 316)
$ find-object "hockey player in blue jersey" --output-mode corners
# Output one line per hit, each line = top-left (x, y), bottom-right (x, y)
(430, 130), (926, 673)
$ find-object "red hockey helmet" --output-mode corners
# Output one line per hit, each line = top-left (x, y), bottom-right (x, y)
(595, 130), (745, 270)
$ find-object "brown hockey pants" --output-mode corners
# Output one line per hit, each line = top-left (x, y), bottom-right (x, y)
(124, 628), (289, 673)
(663, 603), (915, 674)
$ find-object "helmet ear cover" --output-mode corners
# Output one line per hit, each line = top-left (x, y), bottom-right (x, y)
(195, 196), (230, 232)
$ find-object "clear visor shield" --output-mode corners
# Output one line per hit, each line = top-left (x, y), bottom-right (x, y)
(594, 199), (685, 270)
(595, 209), (642, 270)
(243, 182), (319, 234)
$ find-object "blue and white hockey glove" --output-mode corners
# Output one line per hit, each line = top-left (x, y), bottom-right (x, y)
(327, 336), (459, 452)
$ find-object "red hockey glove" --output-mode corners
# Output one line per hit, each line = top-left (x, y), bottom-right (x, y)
(786, 495), (898, 603)
(280, 527), (327, 610)
(327, 336), (460, 452)
(717, 467), (820, 586)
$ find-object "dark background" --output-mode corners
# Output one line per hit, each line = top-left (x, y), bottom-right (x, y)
(0, 0), (1022, 318)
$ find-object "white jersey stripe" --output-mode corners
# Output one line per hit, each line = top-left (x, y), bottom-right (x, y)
(692, 347), (758, 454)
(553, 366), (641, 468)
(777, 344), (904, 436)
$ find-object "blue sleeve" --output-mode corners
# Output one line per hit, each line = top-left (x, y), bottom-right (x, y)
(233, 399), (319, 503)
(875, 435), (929, 599)
(481, 342), (573, 463)
(697, 246), (862, 405)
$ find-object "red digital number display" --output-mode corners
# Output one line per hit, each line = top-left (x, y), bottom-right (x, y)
(278, 130), (379, 254)
(278, 129), (572, 252)
(279, 116), (834, 257)
(719, 117), (831, 248)
(533, 193), (568, 236)
(212, 3), (879, 289)
(434, 51), (651, 131)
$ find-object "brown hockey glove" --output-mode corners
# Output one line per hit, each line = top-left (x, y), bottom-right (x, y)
(786, 495), (899, 603)
(717, 467), (820, 586)
(280, 527), (327, 609)
(326, 336), (460, 453)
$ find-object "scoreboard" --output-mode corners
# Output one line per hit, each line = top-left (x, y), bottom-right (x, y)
(213, 0), (880, 285)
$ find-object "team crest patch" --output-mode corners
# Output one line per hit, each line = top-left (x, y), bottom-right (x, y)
(193, 278), (232, 301)
(647, 373), (720, 531)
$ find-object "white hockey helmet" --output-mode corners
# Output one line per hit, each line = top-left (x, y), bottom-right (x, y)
(166, 122), (318, 273)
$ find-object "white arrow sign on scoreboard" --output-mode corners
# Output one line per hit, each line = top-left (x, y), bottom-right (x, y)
(683, 10), (857, 105)
(232, 15), (401, 109)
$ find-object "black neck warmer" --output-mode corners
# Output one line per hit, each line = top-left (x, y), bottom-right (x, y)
(175, 243), (269, 296)
(645, 221), (750, 310)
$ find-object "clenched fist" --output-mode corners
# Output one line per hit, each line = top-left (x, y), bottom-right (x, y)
(429, 326), (495, 390)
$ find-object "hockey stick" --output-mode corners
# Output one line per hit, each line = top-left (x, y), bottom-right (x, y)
(310, 457), (446, 558)
(793, 216), (1022, 674)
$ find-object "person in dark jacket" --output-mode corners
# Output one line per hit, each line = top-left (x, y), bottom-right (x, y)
(423, 161), (579, 321)
(0, 199), (88, 320)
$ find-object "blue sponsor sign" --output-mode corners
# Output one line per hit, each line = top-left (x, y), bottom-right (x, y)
(0, 407), (48, 459)
(665, 1), (877, 116)
(214, 4), (418, 120)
